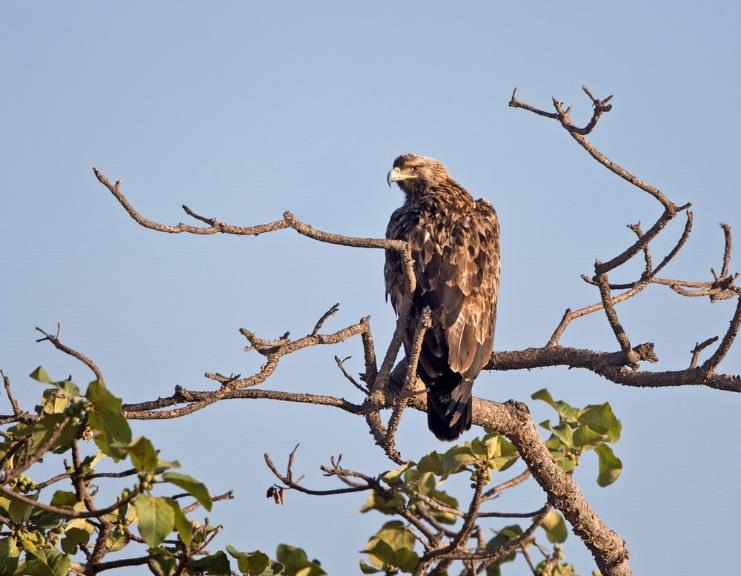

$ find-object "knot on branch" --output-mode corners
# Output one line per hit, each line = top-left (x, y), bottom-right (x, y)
(631, 343), (657, 364)
(504, 399), (531, 419)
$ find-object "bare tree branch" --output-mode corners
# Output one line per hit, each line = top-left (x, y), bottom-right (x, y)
(35, 325), (105, 384)
(93, 167), (289, 237)
(385, 307), (432, 458)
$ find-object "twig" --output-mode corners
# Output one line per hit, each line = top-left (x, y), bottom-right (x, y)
(595, 273), (638, 366)
(482, 469), (531, 500)
(689, 336), (719, 369)
(700, 295), (741, 373)
(311, 303), (340, 336)
(584, 211), (694, 290)
(1, 372), (26, 420)
(421, 468), (488, 564)
(35, 326), (105, 384)
(181, 490), (235, 514)
(473, 505), (551, 565)
(385, 308), (431, 457)
(334, 355), (368, 394)
(94, 168), (289, 236)
(263, 449), (371, 497)
(478, 506), (547, 518)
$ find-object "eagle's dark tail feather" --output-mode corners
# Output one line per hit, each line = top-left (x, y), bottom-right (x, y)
(426, 373), (473, 441)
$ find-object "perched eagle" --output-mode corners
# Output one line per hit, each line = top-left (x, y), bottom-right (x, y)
(385, 154), (500, 440)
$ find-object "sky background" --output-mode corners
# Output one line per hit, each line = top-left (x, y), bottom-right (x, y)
(1, 2), (740, 574)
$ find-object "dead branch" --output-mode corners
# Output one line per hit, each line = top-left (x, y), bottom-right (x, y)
(93, 167), (289, 236)
(263, 446), (372, 497)
(35, 325), (105, 384)
(595, 273), (638, 366)
(511, 87), (677, 211)
(689, 336), (719, 369)
(385, 307), (432, 458)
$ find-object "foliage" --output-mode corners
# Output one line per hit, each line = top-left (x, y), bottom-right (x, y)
(0, 363), (625, 575)
(532, 389), (622, 487)
(0, 367), (324, 576)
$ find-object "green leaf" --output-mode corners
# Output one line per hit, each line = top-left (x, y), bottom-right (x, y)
(572, 425), (605, 449)
(149, 556), (177, 576)
(40, 389), (68, 415)
(373, 520), (415, 550)
(29, 367), (51, 384)
(360, 491), (405, 515)
(532, 389), (579, 421)
(363, 539), (395, 570)
(164, 498), (193, 547)
(88, 411), (132, 460)
(50, 491), (77, 509)
(245, 551), (271, 575)
(123, 437), (158, 474)
(541, 511), (568, 543)
(394, 547), (419, 573)
(18, 549), (71, 576)
(0, 537), (20, 576)
(413, 471), (436, 496)
(105, 524), (129, 554)
(416, 451), (444, 475)
(550, 451), (577, 473)
(363, 521), (417, 572)
(541, 420), (574, 448)
(595, 444), (623, 487)
(55, 380), (80, 398)
(483, 434), (519, 471)
(579, 403), (621, 443)
(188, 551), (232, 575)
(21, 414), (65, 453)
(227, 546), (272, 575)
(156, 458), (181, 471)
(30, 509), (65, 531)
(8, 494), (34, 524)
(86, 380), (131, 460)
(276, 544), (325, 576)
(441, 445), (476, 476)
(485, 525), (524, 575)
(162, 472), (212, 511)
(382, 462), (412, 483)
(61, 527), (91, 555)
(134, 495), (175, 547)
(359, 560), (381, 574)
(86, 380), (121, 412)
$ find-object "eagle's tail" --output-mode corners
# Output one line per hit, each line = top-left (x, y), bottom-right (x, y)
(426, 374), (473, 441)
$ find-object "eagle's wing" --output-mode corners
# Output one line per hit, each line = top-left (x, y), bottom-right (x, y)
(443, 199), (500, 380)
(385, 198), (500, 383)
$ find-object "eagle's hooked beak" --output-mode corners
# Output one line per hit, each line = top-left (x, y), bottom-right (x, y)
(387, 166), (403, 187)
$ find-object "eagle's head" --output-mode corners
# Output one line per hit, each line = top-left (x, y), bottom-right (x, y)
(387, 154), (449, 191)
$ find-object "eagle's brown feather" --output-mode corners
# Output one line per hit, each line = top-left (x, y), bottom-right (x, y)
(385, 154), (500, 440)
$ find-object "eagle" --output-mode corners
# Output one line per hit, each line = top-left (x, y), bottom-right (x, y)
(385, 154), (500, 441)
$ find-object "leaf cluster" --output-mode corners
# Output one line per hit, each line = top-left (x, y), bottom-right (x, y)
(0, 367), (322, 576)
(532, 389), (623, 487)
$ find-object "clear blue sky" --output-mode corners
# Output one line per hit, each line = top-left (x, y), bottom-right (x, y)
(1, 2), (740, 574)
